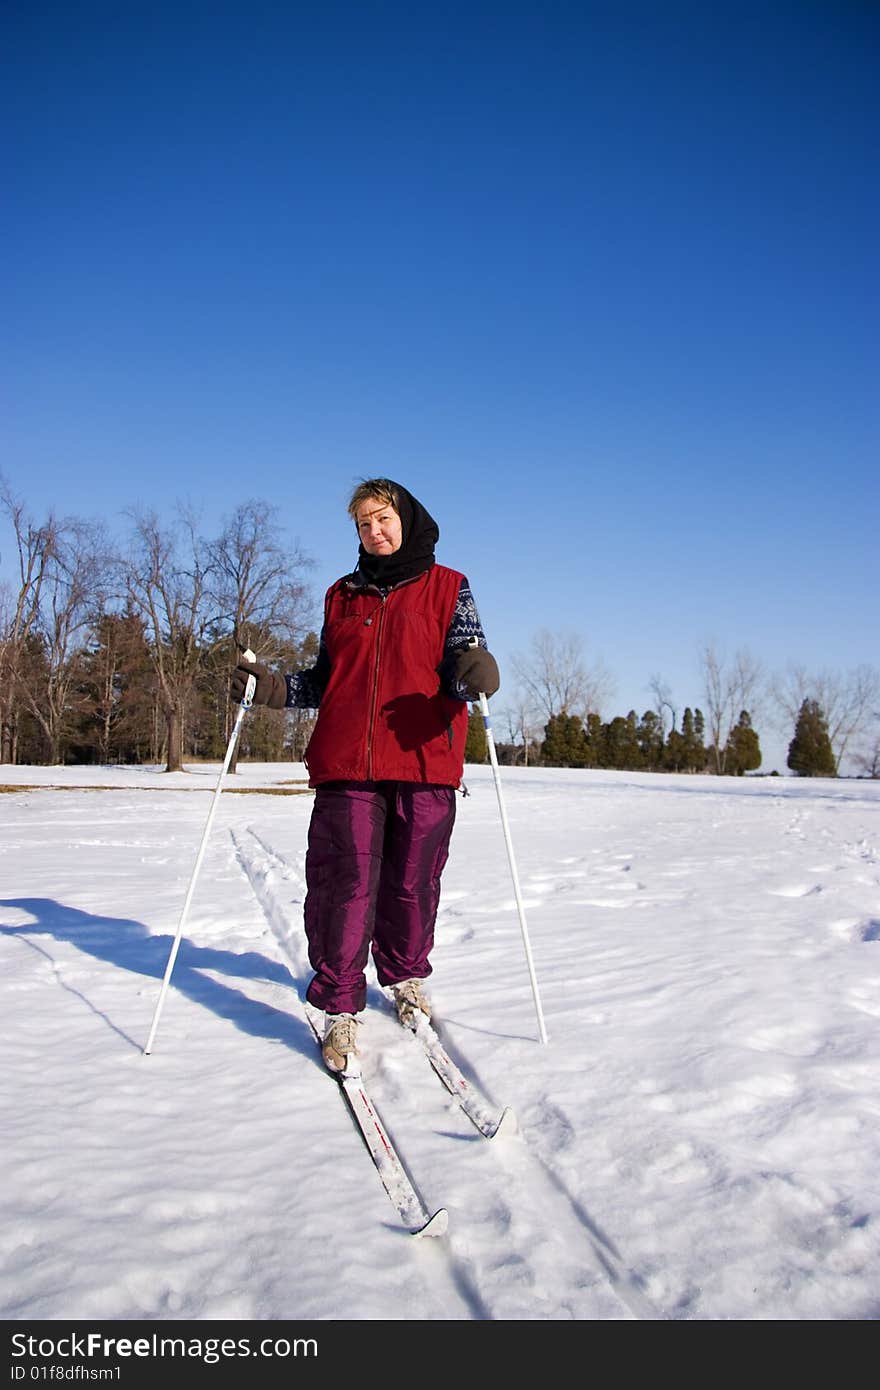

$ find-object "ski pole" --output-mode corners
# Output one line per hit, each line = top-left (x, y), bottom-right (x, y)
(473, 660), (549, 1044)
(143, 650), (257, 1055)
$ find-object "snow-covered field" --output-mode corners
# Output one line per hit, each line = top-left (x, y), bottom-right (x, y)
(2, 762), (879, 1321)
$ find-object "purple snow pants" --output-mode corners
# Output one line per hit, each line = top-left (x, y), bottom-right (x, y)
(303, 781), (457, 1015)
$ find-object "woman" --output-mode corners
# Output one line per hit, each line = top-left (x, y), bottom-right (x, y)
(231, 479), (499, 1075)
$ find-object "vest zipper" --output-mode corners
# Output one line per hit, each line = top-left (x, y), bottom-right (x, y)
(366, 593), (388, 779)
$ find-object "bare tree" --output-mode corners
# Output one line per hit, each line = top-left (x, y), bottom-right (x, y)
(497, 695), (541, 767)
(854, 723), (880, 779)
(649, 673), (677, 737)
(124, 509), (214, 772)
(20, 519), (111, 764)
(0, 478), (58, 762)
(207, 500), (314, 764)
(772, 664), (880, 774)
(209, 499), (313, 658)
(511, 630), (614, 725)
(699, 643), (764, 774)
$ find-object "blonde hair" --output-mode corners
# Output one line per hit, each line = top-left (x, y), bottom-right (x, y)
(347, 478), (400, 519)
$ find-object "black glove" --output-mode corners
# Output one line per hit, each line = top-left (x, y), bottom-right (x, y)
(230, 660), (288, 709)
(452, 647), (500, 700)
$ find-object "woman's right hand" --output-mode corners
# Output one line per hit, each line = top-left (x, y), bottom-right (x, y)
(231, 660), (288, 709)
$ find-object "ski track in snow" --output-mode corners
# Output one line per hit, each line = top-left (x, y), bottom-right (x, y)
(232, 825), (659, 1320)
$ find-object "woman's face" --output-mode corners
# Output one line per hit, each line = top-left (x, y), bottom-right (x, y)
(355, 496), (403, 556)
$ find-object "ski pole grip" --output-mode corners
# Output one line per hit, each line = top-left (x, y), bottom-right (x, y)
(467, 636), (488, 704)
(241, 647), (257, 709)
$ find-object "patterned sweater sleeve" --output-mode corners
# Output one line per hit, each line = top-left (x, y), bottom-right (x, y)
(284, 633), (330, 709)
(438, 576), (489, 701)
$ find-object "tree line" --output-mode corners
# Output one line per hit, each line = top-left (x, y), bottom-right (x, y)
(3, 481), (877, 777)
(485, 632), (879, 778)
(481, 702), (838, 778)
(0, 479), (317, 770)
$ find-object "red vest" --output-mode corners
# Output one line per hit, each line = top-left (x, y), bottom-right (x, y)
(304, 565), (469, 787)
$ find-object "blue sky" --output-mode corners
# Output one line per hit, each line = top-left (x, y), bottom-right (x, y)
(3, 1), (877, 769)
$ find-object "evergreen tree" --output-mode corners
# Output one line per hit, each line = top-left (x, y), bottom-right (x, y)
(625, 710), (644, 769)
(583, 711), (604, 767)
(12, 634), (52, 762)
(603, 713), (642, 769)
(679, 707), (706, 773)
(637, 709), (664, 770)
(541, 712), (589, 767)
(787, 699), (836, 777)
(664, 727), (686, 772)
(725, 709), (761, 775)
(75, 610), (155, 763)
(465, 705), (488, 762)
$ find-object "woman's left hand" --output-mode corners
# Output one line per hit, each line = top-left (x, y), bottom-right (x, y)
(452, 647), (500, 699)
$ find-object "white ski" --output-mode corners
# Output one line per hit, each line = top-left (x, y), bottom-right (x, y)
(304, 1007), (448, 1239)
(405, 1009), (518, 1140)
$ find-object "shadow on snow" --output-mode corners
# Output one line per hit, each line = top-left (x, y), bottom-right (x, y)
(0, 896), (312, 1059)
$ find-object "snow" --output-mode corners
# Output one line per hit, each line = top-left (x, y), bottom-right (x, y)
(2, 761), (879, 1322)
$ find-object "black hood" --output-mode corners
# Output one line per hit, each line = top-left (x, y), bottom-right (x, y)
(352, 482), (439, 588)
